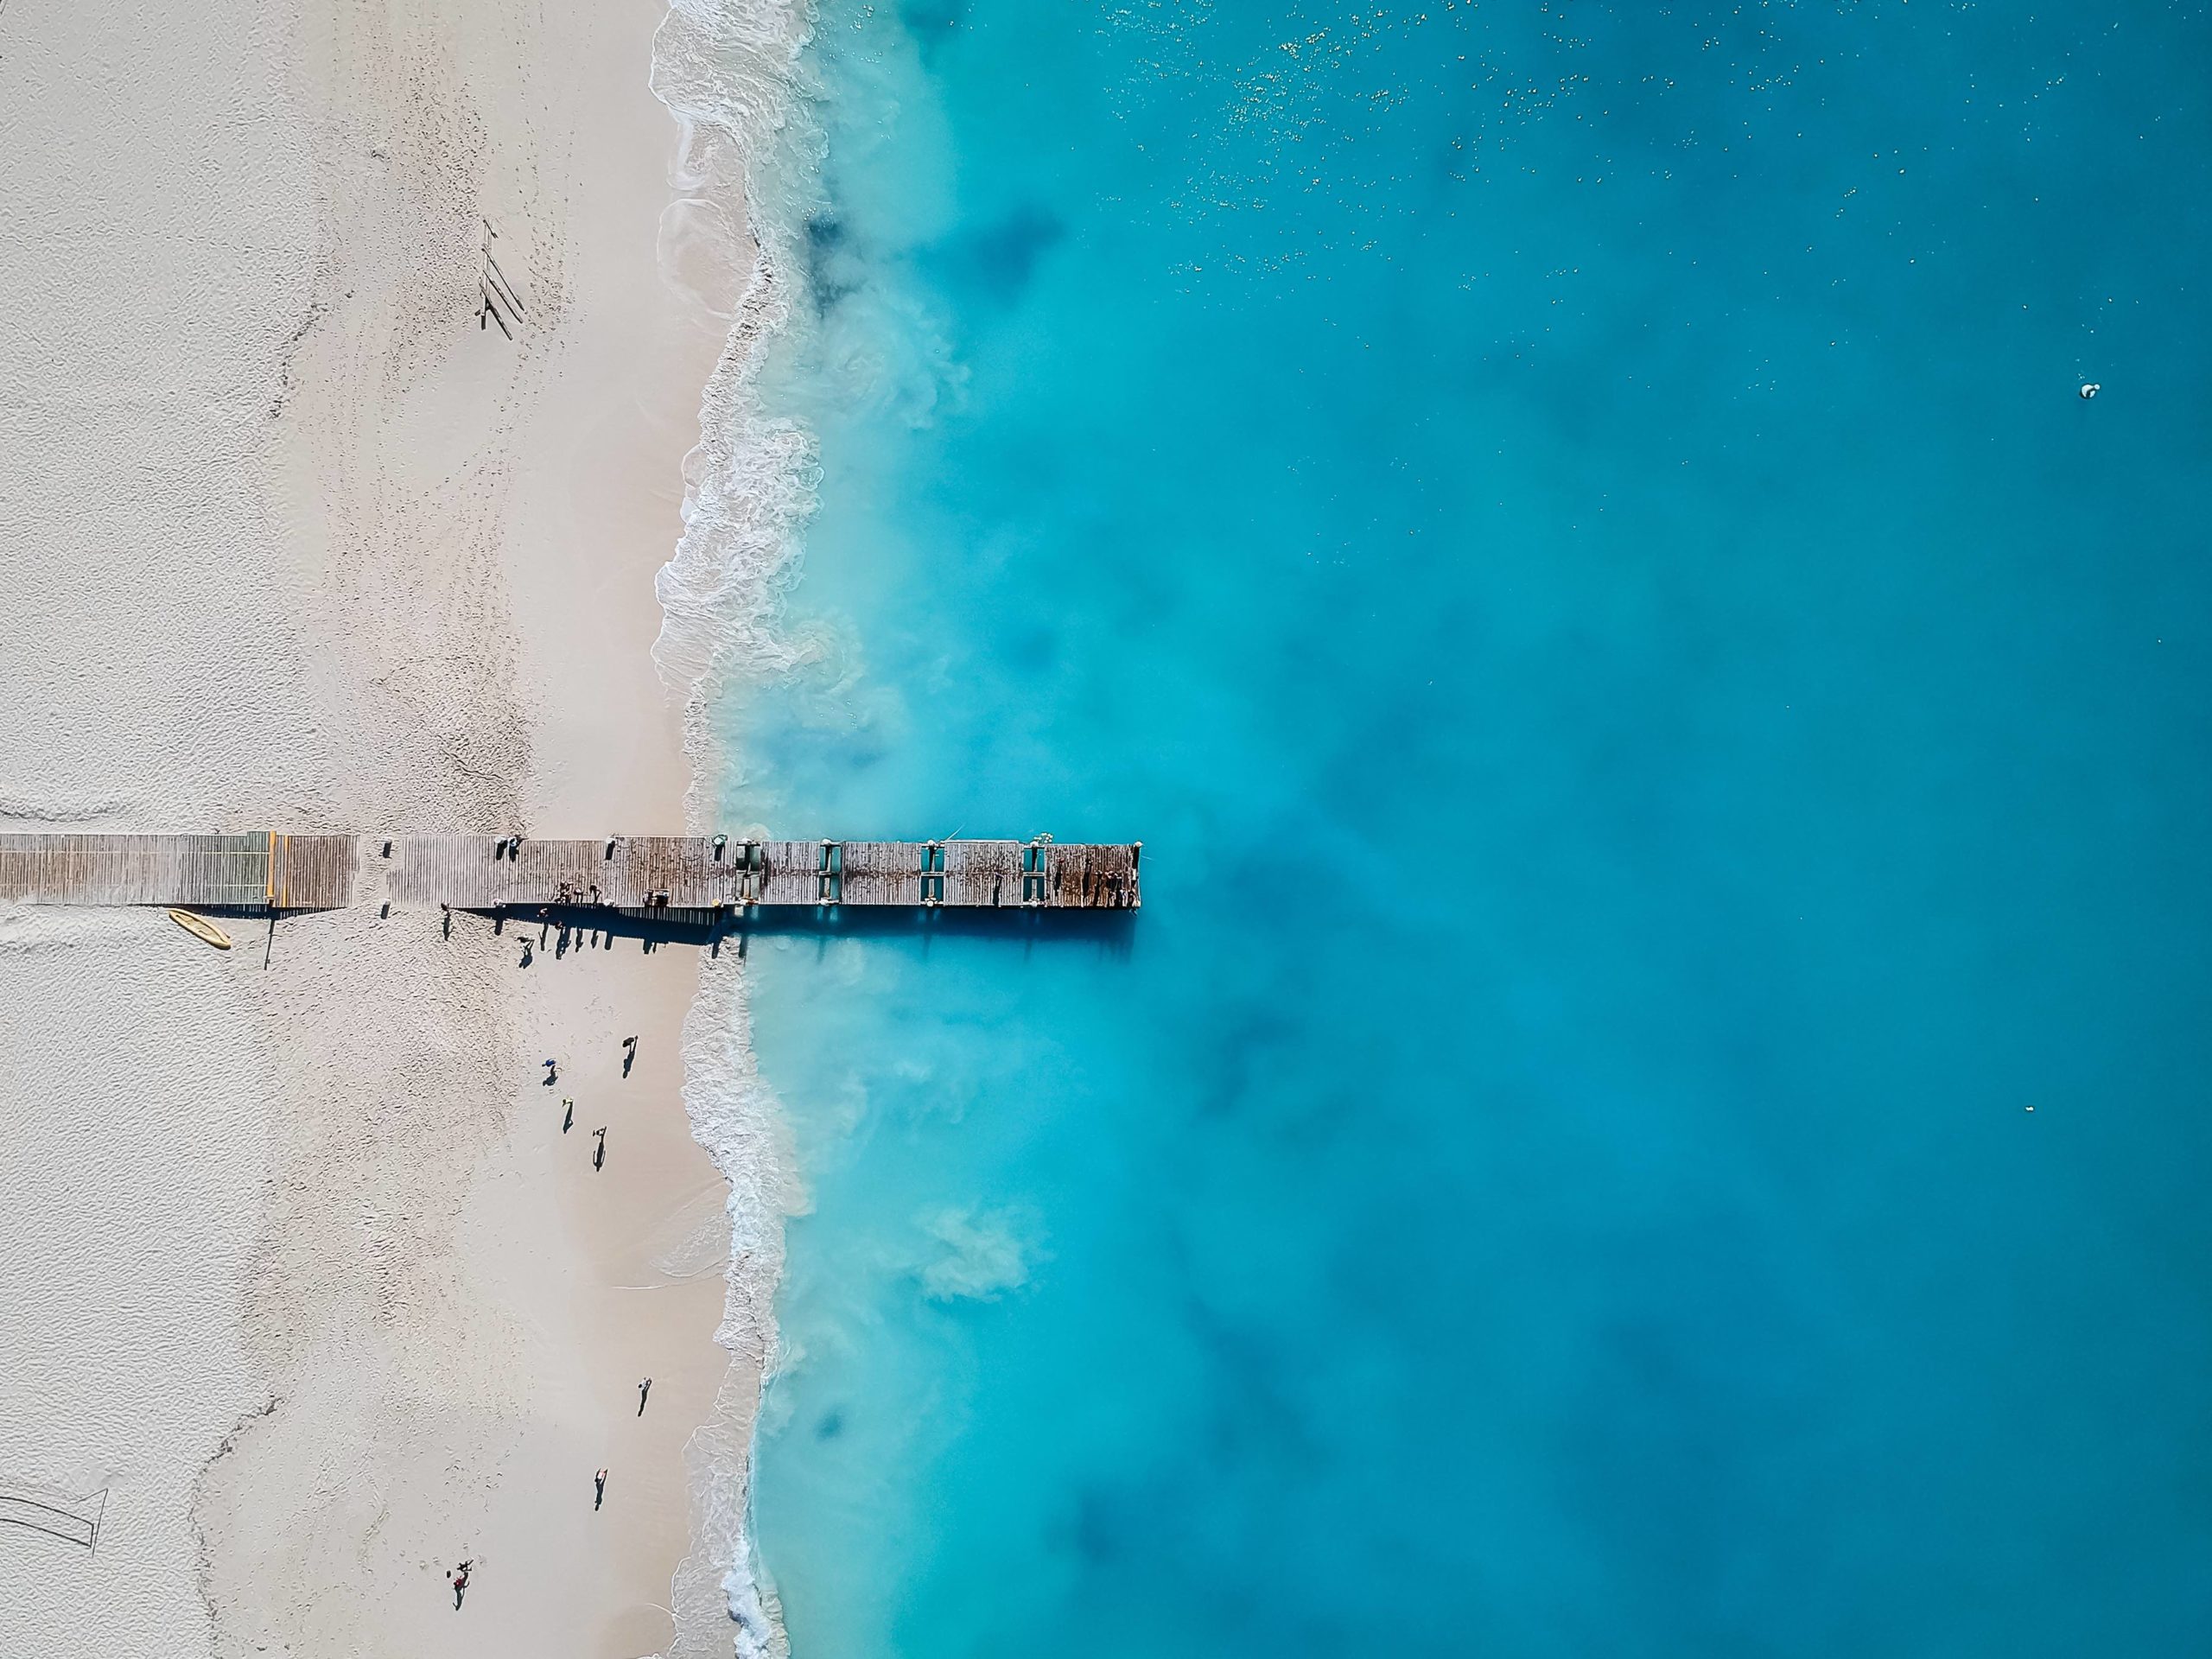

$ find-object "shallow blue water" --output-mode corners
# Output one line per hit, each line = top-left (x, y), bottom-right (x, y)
(721, 4), (2212, 1654)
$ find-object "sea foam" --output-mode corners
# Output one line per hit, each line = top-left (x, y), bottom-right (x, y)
(650, 0), (824, 812)
(671, 957), (804, 1659)
(646, 0), (825, 1652)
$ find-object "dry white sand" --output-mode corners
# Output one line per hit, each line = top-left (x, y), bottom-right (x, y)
(0, 0), (791, 1653)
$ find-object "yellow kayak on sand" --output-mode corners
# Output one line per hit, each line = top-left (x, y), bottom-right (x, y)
(168, 909), (233, 950)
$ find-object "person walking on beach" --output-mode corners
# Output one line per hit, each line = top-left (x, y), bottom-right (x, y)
(452, 1560), (473, 1610)
(542, 1057), (558, 1084)
(637, 1377), (652, 1416)
(594, 1469), (608, 1510)
(562, 1098), (574, 1133)
(621, 1034), (638, 1077)
(593, 1128), (607, 1171)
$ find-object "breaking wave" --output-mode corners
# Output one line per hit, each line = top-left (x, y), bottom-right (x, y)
(646, 0), (824, 1652)
(651, 0), (823, 817)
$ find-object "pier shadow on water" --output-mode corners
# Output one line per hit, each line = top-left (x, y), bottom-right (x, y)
(491, 904), (1139, 963)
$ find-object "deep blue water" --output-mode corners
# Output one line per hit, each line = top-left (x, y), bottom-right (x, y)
(719, 4), (2212, 1654)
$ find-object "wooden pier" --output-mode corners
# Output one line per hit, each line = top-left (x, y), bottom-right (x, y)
(0, 834), (1139, 914)
(0, 833), (359, 911)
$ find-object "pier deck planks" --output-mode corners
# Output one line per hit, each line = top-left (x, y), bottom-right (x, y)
(1046, 842), (1140, 910)
(381, 836), (1137, 912)
(0, 833), (357, 911)
(942, 840), (1021, 907)
(0, 833), (1136, 912)
(759, 841), (827, 907)
(838, 840), (916, 907)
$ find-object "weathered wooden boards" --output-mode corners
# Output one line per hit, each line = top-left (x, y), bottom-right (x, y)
(0, 833), (1137, 912)
(0, 833), (358, 911)
(270, 834), (360, 909)
(383, 836), (1140, 911)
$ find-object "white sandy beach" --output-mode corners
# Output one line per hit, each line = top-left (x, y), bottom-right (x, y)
(0, 0), (795, 1653)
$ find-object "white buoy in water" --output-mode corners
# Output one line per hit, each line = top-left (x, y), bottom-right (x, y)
(2080, 382), (2101, 400)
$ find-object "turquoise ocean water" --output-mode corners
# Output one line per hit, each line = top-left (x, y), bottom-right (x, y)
(711, 4), (2212, 1654)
